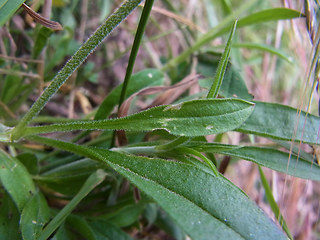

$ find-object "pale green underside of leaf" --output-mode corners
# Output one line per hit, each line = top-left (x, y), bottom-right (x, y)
(237, 101), (320, 144)
(0, 0), (26, 27)
(23, 99), (254, 137)
(28, 136), (288, 240)
(0, 149), (36, 212)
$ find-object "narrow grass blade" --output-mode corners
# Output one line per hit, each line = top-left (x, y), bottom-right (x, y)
(237, 101), (320, 144)
(11, 0), (143, 141)
(0, 149), (36, 211)
(207, 20), (237, 98)
(206, 42), (294, 63)
(258, 166), (293, 240)
(163, 7), (303, 70)
(22, 99), (254, 137)
(28, 136), (288, 240)
(37, 169), (107, 240)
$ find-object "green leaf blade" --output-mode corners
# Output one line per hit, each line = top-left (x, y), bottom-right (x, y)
(163, 7), (303, 70)
(221, 146), (320, 181)
(237, 8), (304, 28)
(23, 99), (255, 137)
(38, 169), (107, 240)
(0, 0), (26, 27)
(207, 20), (237, 98)
(20, 191), (50, 240)
(0, 149), (36, 211)
(190, 142), (320, 181)
(29, 137), (288, 240)
(237, 101), (320, 144)
(11, 0), (144, 141)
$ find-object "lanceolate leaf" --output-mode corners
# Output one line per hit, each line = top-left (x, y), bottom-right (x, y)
(190, 141), (320, 181)
(193, 143), (320, 181)
(0, 149), (36, 211)
(237, 101), (320, 144)
(22, 99), (254, 137)
(29, 136), (288, 240)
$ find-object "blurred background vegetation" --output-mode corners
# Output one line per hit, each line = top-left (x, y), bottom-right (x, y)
(1, 0), (320, 239)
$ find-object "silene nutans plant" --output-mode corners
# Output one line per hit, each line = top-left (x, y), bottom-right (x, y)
(0, 0), (320, 239)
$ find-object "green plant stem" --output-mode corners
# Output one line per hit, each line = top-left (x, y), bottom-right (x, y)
(11, 0), (143, 141)
(111, 0), (154, 148)
(117, 0), (155, 109)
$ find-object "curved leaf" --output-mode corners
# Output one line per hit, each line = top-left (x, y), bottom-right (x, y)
(0, 149), (36, 211)
(163, 7), (303, 70)
(237, 101), (320, 144)
(29, 136), (288, 240)
(22, 99), (254, 137)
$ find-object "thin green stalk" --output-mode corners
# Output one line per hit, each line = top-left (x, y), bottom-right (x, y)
(207, 20), (237, 98)
(178, 147), (219, 176)
(11, 0), (143, 141)
(118, 0), (155, 108)
(111, 0), (154, 147)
